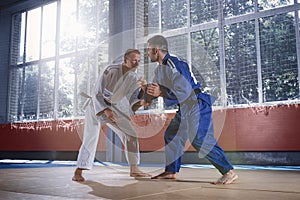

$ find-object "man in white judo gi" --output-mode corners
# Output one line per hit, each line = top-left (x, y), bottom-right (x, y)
(72, 49), (150, 182)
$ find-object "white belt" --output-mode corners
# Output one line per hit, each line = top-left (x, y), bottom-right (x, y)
(80, 92), (92, 111)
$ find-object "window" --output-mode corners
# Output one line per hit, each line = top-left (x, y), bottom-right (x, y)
(136, 0), (300, 109)
(260, 13), (298, 102)
(9, 0), (109, 122)
(225, 20), (258, 105)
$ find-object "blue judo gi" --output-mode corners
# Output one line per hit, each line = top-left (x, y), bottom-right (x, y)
(152, 53), (233, 175)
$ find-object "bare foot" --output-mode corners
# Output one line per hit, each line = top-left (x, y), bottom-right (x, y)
(72, 168), (85, 182)
(213, 170), (238, 185)
(130, 172), (151, 177)
(151, 172), (176, 179)
(130, 165), (151, 177)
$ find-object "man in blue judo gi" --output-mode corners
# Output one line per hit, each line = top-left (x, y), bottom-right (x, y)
(138, 35), (238, 184)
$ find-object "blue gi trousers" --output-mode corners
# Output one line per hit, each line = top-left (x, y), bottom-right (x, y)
(164, 98), (233, 175)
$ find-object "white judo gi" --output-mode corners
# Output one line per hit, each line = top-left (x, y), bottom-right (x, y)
(76, 64), (142, 169)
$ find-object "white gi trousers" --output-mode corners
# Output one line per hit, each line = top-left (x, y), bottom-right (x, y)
(76, 101), (140, 169)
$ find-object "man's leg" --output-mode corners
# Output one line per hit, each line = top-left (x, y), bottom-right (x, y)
(192, 133), (238, 184)
(72, 103), (101, 182)
(107, 120), (151, 177)
(191, 101), (238, 184)
(152, 112), (187, 179)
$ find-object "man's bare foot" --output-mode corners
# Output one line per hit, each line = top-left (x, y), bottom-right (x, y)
(130, 172), (151, 177)
(213, 170), (238, 185)
(72, 168), (85, 182)
(130, 165), (151, 177)
(151, 171), (176, 179)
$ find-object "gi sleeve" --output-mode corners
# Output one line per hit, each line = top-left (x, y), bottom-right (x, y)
(92, 70), (110, 116)
(155, 64), (194, 107)
(172, 70), (194, 103)
(122, 71), (143, 113)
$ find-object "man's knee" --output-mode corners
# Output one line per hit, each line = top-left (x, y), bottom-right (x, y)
(126, 136), (138, 151)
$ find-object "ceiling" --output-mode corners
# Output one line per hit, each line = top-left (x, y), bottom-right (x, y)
(0, 0), (23, 9)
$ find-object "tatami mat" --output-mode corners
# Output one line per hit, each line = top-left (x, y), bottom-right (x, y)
(0, 160), (299, 200)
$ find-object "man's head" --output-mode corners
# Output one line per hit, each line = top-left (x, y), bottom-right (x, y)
(147, 35), (168, 63)
(123, 49), (141, 69)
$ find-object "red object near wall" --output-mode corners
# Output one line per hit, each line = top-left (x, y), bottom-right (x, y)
(0, 119), (107, 151)
(0, 104), (300, 152)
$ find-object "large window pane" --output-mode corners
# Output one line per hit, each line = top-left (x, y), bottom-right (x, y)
(19, 13), (26, 64)
(136, 0), (159, 37)
(162, 0), (187, 31)
(260, 13), (298, 102)
(8, 68), (23, 121)
(225, 20), (258, 105)
(224, 0), (255, 18)
(191, 29), (221, 105)
(147, 0), (159, 34)
(258, 0), (293, 11)
(39, 61), (55, 119)
(58, 58), (75, 118)
(23, 65), (39, 121)
(97, 0), (109, 42)
(78, 0), (97, 50)
(136, 0), (146, 38)
(10, 13), (26, 65)
(26, 8), (41, 61)
(60, 0), (77, 55)
(41, 2), (57, 59)
(191, 0), (218, 25)
(167, 34), (188, 59)
(76, 57), (92, 117)
(166, 35), (188, 110)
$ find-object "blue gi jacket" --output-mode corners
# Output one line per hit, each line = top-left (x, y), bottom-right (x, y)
(153, 53), (215, 107)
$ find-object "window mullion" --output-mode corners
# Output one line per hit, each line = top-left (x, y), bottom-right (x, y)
(159, 0), (162, 33)
(294, 0), (300, 97)
(37, 6), (44, 120)
(187, 0), (192, 68)
(19, 12), (29, 121)
(54, 0), (61, 120)
(218, 0), (227, 107)
(255, 0), (263, 104)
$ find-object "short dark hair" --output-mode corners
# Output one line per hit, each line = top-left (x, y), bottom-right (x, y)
(147, 35), (168, 52)
(124, 48), (140, 58)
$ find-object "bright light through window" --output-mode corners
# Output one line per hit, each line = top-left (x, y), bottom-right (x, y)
(41, 2), (57, 59)
(60, 0), (77, 54)
(9, 0), (110, 122)
(26, 7), (41, 61)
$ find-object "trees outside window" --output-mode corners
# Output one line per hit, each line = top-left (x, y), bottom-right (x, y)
(137, 0), (299, 108)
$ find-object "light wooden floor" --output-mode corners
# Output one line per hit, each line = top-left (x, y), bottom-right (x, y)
(0, 162), (300, 200)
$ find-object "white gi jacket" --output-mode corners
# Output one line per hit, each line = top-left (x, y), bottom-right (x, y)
(93, 64), (141, 118)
